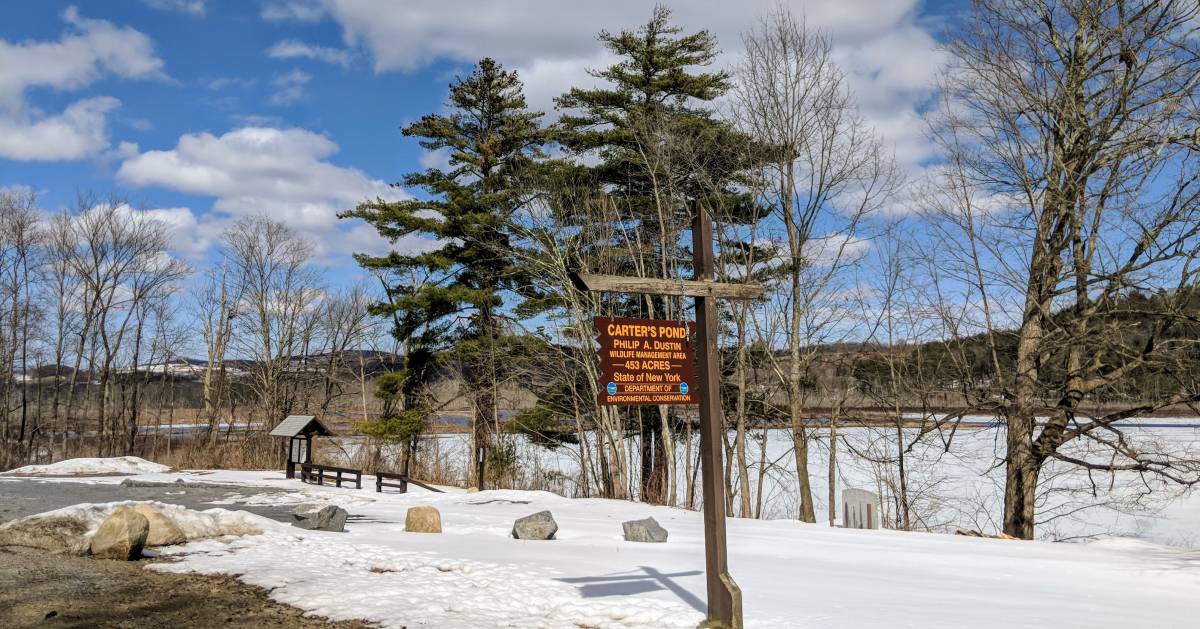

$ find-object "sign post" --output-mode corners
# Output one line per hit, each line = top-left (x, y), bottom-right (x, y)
(571, 211), (761, 629)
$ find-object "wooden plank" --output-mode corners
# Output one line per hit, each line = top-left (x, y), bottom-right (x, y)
(404, 477), (444, 493)
(374, 471), (445, 493)
(570, 272), (763, 300)
(303, 463), (361, 475)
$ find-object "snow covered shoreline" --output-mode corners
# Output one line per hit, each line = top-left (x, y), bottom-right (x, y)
(7, 459), (1199, 628)
(338, 422), (1200, 548)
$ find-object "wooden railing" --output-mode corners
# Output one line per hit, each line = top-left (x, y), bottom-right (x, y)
(374, 470), (444, 494)
(300, 463), (362, 489)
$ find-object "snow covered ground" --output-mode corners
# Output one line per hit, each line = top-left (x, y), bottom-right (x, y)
(14, 463), (1200, 628)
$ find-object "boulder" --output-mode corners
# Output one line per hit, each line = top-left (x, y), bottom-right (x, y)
(290, 504), (348, 532)
(622, 517), (668, 543)
(404, 506), (442, 533)
(89, 508), (149, 560)
(512, 510), (557, 540)
(0, 516), (90, 555)
(131, 504), (186, 546)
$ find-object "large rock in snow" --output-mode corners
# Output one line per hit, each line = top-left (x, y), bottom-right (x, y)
(405, 506), (442, 533)
(0, 515), (90, 555)
(132, 504), (186, 546)
(1, 501), (260, 557)
(291, 504), (348, 532)
(90, 507), (149, 560)
(622, 517), (668, 543)
(512, 510), (557, 540)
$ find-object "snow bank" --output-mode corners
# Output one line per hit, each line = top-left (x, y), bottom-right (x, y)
(7, 500), (267, 540)
(1, 456), (170, 477)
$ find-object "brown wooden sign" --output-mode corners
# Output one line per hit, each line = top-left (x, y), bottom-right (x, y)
(594, 316), (698, 405)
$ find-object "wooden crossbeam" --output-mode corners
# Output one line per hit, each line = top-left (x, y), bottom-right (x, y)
(569, 272), (764, 301)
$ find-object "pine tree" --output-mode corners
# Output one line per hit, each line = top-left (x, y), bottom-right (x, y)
(556, 5), (732, 239)
(554, 6), (747, 504)
(342, 58), (546, 490)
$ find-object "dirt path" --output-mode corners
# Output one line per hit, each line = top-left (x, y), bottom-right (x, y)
(0, 545), (373, 628)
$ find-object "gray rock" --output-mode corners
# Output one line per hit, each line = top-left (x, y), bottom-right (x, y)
(622, 517), (668, 543)
(512, 510), (557, 540)
(89, 507), (149, 560)
(0, 515), (90, 555)
(290, 504), (348, 532)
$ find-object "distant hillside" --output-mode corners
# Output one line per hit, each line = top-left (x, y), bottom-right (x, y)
(851, 288), (1200, 405)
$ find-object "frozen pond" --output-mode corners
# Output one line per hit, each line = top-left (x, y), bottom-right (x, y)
(333, 417), (1200, 548)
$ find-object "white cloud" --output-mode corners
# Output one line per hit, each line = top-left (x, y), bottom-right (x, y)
(804, 233), (873, 267)
(314, 0), (942, 169)
(0, 184), (36, 198)
(261, 0), (326, 22)
(115, 126), (414, 260)
(267, 40), (352, 66)
(230, 113), (283, 127)
(0, 7), (167, 109)
(127, 205), (214, 258)
(142, 0), (206, 16)
(207, 76), (256, 90)
(270, 69), (311, 105)
(0, 97), (120, 160)
(418, 147), (451, 171)
(0, 8), (165, 161)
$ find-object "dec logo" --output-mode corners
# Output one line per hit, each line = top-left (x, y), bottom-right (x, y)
(607, 382), (618, 395)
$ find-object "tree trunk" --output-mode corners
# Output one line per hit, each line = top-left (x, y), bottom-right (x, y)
(783, 161), (816, 524)
(683, 419), (696, 508)
(473, 388), (492, 490)
(734, 311), (752, 518)
(754, 427), (769, 518)
(895, 419), (910, 530)
(638, 410), (665, 503)
(827, 413), (837, 527)
(658, 406), (675, 506)
(791, 423), (816, 522)
(1003, 410), (1040, 539)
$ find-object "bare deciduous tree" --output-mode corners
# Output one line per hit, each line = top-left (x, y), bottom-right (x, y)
(224, 215), (322, 425)
(735, 8), (897, 522)
(0, 188), (42, 466)
(932, 0), (1200, 538)
(197, 259), (240, 438)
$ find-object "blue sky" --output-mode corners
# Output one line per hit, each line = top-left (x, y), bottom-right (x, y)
(0, 0), (951, 278)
